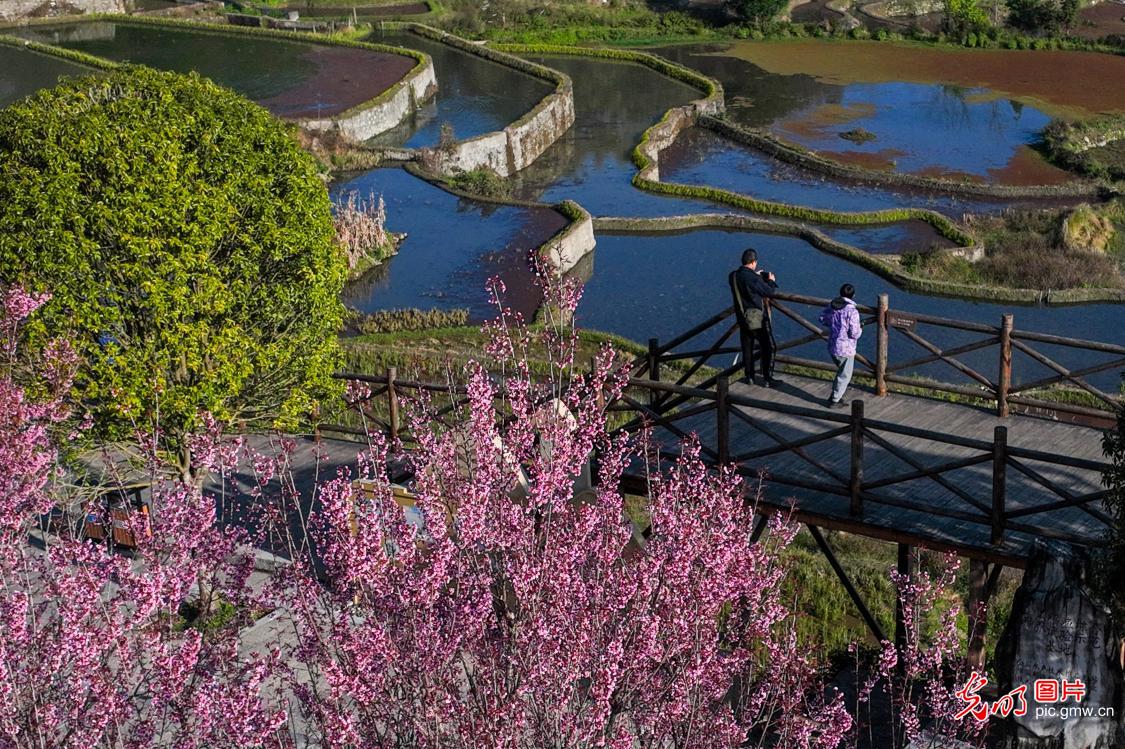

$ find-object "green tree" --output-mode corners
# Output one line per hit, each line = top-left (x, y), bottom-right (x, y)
(729, 0), (789, 23)
(0, 67), (346, 479)
(1006, 0), (1077, 34)
(944, 0), (990, 34)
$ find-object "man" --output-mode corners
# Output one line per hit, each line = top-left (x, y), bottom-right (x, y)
(818, 283), (862, 408)
(728, 248), (779, 387)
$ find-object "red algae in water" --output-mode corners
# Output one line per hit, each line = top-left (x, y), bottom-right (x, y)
(257, 46), (417, 119)
(712, 40), (1125, 118)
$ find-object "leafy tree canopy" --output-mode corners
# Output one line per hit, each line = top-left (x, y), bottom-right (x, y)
(1006, 0), (1078, 34)
(729, 0), (789, 23)
(944, 0), (990, 34)
(0, 67), (346, 469)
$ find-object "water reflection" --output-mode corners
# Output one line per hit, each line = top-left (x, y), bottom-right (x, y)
(333, 168), (566, 320)
(0, 44), (94, 108)
(660, 126), (1065, 218)
(652, 43), (1069, 183)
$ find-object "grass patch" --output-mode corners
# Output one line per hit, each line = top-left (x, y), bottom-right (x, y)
(1042, 115), (1125, 180)
(450, 168), (512, 199)
(346, 307), (470, 335)
(839, 127), (877, 144)
(433, 0), (723, 45)
(900, 206), (1125, 292)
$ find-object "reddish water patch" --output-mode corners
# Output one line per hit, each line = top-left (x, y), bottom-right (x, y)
(777, 101), (877, 140)
(815, 148), (908, 171)
(914, 165), (985, 183)
(986, 145), (1075, 186)
(258, 46), (416, 119)
(715, 40), (1125, 118)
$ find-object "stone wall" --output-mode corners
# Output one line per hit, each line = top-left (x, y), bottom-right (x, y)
(138, 0), (222, 17)
(539, 201), (596, 276)
(384, 23), (576, 179)
(505, 87), (576, 175)
(0, 0), (122, 20)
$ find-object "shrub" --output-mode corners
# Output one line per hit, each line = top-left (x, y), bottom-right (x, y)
(0, 67), (346, 478)
(335, 191), (395, 273)
(450, 167), (512, 198)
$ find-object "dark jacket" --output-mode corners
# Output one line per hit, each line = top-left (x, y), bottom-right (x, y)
(729, 266), (778, 322)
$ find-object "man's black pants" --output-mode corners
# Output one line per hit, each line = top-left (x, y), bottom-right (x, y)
(738, 322), (773, 383)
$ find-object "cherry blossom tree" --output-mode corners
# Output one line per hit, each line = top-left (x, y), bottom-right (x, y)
(4, 273), (1005, 746)
(0, 287), (286, 748)
(215, 277), (854, 748)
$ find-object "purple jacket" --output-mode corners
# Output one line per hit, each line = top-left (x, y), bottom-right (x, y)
(819, 297), (862, 358)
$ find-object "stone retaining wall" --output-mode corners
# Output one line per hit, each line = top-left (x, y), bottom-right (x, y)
(539, 201), (595, 276)
(138, 1), (222, 17)
(375, 23), (577, 178)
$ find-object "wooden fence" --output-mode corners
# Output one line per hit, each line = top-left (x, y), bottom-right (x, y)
(322, 292), (1121, 561)
(635, 292), (1124, 425)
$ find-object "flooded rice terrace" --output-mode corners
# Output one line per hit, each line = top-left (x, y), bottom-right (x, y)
(2, 24), (1122, 349)
(13, 21), (417, 118)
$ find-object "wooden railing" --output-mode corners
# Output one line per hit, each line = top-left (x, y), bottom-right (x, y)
(633, 292), (1125, 424)
(606, 376), (1112, 556)
(321, 293), (1120, 559)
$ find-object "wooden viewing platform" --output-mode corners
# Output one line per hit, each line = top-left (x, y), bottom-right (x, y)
(618, 291), (1122, 568)
(325, 291), (1122, 655)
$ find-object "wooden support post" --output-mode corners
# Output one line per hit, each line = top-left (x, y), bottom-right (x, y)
(809, 524), (887, 643)
(387, 364), (400, 440)
(716, 376), (730, 464)
(850, 400), (864, 517)
(749, 513), (767, 545)
(895, 544), (913, 670)
(991, 426), (1008, 545)
(998, 314), (1013, 418)
(967, 558), (988, 669)
(876, 294), (889, 397)
(387, 367), (400, 443)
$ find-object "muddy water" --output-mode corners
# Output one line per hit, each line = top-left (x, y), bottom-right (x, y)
(0, 44), (95, 108)
(658, 127), (1067, 219)
(15, 22), (415, 118)
(652, 42), (1119, 183)
(367, 30), (552, 148)
(696, 39), (1125, 118)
